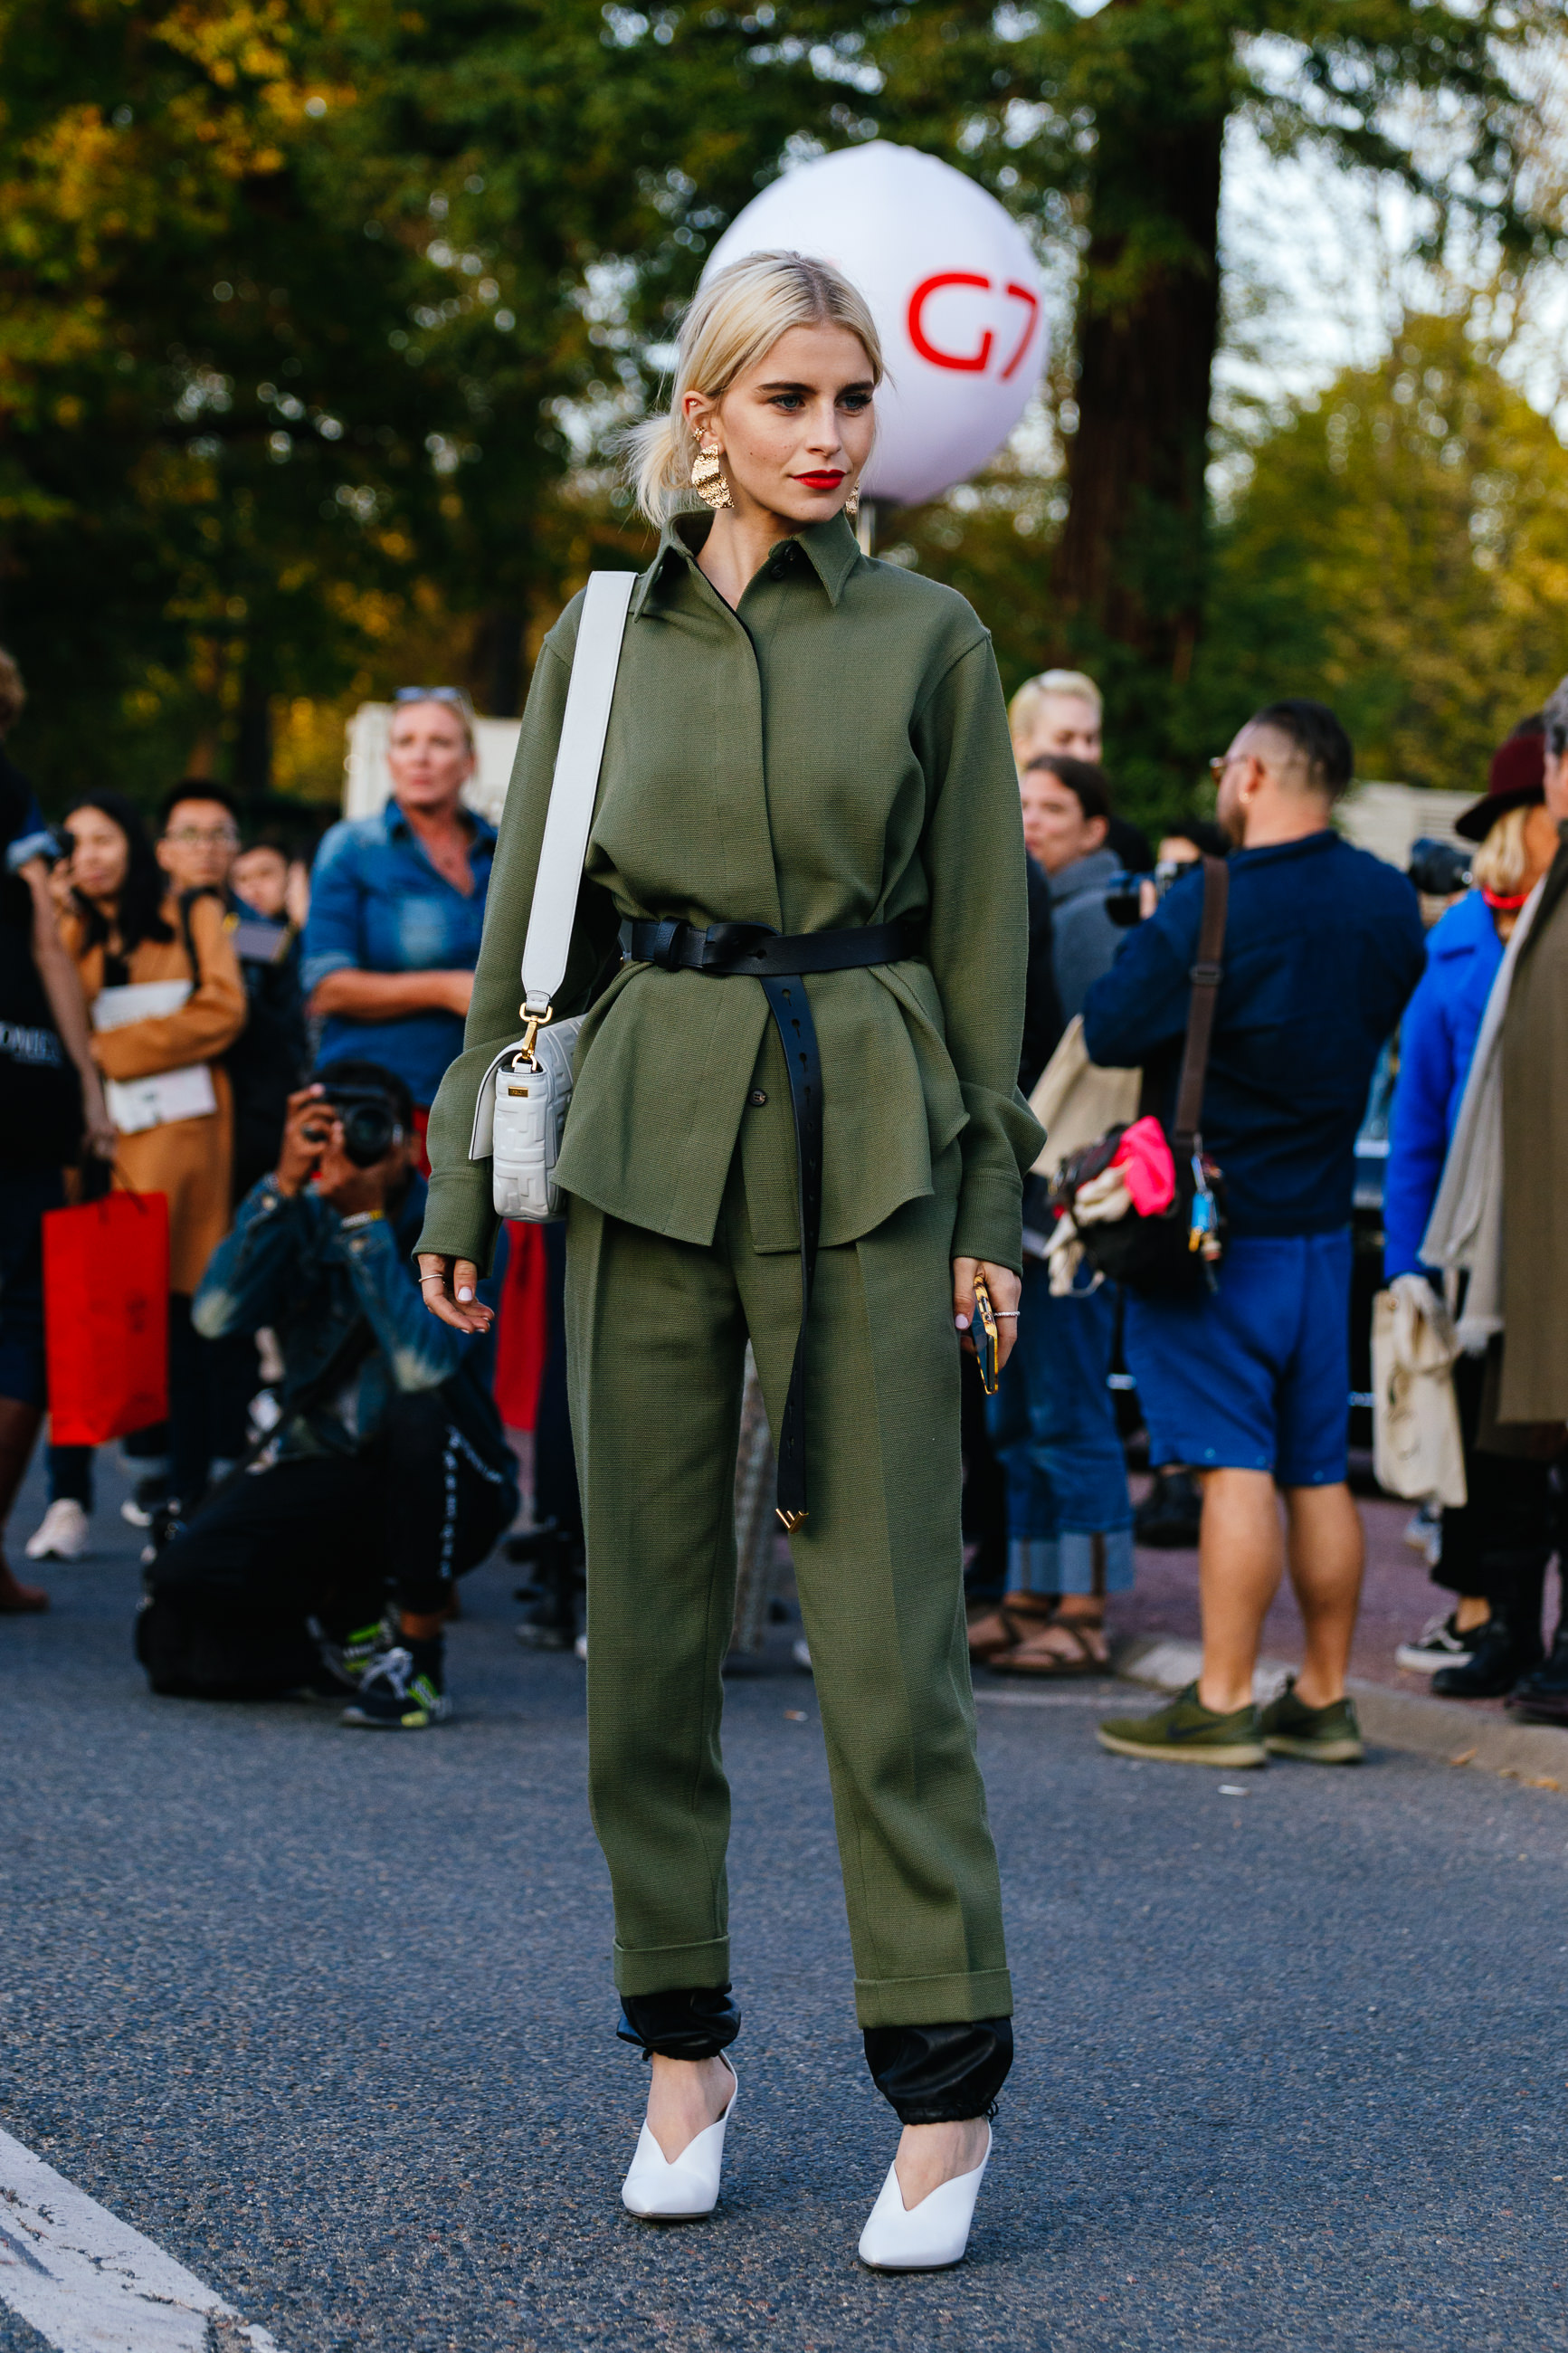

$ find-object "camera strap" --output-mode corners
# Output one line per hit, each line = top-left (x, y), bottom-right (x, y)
(1171, 854), (1230, 1154)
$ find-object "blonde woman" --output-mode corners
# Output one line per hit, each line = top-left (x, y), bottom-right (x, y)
(1384, 736), (1563, 1696)
(417, 253), (1041, 2266)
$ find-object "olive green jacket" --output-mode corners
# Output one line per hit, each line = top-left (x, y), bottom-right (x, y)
(417, 510), (1043, 1272)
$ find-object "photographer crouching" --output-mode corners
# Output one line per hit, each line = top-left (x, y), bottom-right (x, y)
(136, 1062), (517, 1726)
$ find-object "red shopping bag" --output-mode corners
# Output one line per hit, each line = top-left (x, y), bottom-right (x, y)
(43, 1191), (169, 1444)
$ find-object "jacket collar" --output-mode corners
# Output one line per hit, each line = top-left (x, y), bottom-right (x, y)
(630, 509), (861, 619)
(381, 798), (496, 850)
(1047, 846), (1120, 905)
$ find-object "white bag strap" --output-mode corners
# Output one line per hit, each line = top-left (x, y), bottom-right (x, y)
(520, 568), (637, 1019)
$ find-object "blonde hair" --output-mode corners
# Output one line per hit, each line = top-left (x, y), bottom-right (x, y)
(626, 251), (883, 529)
(1471, 804), (1531, 897)
(1008, 669), (1103, 739)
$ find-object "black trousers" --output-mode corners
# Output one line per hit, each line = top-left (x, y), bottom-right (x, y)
(616, 1987), (1012, 2126)
(534, 1221), (582, 1542)
(1433, 1351), (1555, 1620)
(151, 1388), (515, 1629)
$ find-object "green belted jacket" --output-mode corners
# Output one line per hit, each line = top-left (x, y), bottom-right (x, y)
(416, 510), (1044, 1272)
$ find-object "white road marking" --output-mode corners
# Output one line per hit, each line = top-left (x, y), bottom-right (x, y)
(0, 2128), (283, 2352)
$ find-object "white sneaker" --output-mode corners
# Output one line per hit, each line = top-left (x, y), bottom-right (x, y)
(1396, 1613), (1479, 1674)
(24, 1500), (91, 1561)
(858, 2126), (991, 2272)
(621, 2063), (736, 2219)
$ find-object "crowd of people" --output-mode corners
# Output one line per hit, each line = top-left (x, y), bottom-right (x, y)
(2, 650), (1565, 1747)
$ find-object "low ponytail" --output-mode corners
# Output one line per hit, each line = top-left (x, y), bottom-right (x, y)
(626, 411), (688, 533)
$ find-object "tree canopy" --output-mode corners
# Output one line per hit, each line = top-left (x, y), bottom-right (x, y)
(0, 0), (1561, 820)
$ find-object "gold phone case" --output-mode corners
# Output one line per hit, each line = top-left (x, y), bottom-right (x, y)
(971, 1270), (1001, 1396)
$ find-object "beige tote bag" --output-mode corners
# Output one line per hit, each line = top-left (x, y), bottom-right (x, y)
(1026, 1015), (1142, 1176)
(1372, 1275), (1468, 1508)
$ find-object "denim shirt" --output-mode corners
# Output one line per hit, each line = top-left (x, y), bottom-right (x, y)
(303, 800), (497, 1106)
(193, 1170), (511, 1477)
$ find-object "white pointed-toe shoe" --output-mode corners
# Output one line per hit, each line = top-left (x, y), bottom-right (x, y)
(621, 2064), (736, 2220)
(858, 2125), (991, 2271)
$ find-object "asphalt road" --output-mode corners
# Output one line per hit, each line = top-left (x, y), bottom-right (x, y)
(5, 1455), (1567, 2353)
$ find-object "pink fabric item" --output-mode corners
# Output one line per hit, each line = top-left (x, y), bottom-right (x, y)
(1111, 1115), (1176, 1217)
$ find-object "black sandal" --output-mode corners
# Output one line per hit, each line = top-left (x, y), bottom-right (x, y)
(988, 1617), (1110, 1678)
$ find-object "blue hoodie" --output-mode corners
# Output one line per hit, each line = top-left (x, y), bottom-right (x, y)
(1382, 888), (1503, 1280)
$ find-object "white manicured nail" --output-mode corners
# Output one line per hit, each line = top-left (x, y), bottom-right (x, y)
(457, 1286), (474, 1302)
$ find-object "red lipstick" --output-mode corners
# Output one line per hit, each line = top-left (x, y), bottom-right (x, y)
(795, 470), (845, 490)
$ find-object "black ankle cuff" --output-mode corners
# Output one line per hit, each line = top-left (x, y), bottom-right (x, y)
(862, 2018), (1013, 2124)
(617, 1985), (740, 2061)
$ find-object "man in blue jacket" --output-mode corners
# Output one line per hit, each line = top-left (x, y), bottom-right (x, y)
(1085, 700), (1425, 1767)
(137, 1062), (517, 1726)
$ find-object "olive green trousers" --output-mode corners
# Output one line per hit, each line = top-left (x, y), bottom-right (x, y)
(565, 1144), (1012, 2032)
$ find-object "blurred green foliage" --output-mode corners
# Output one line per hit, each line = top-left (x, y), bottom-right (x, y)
(0, 0), (1559, 827)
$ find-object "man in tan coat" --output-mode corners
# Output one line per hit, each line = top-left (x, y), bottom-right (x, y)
(1499, 672), (1568, 1428)
(1501, 673), (1568, 1723)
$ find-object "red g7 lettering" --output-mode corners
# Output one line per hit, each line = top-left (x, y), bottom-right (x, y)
(906, 274), (1041, 380)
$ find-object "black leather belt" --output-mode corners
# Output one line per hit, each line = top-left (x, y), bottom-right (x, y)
(625, 916), (920, 1529)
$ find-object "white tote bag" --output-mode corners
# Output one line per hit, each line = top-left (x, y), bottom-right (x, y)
(1371, 1274), (1468, 1508)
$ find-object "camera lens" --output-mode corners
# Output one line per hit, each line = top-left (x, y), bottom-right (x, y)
(321, 1087), (401, 1167)
(1104, 873), (1143, 929)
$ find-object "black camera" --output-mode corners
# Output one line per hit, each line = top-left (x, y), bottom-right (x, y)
(1407, 836), (1472, 898)
(315, 1082), (404, 1168)
(1105, 857), (1196, 929)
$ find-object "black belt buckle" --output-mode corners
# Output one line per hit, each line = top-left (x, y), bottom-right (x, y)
(643, 918), (689, 970)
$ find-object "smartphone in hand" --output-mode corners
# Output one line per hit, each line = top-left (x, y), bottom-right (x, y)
(970, 1268), (1001, 1396)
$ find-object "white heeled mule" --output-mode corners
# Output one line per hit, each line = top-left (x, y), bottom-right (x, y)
(857, 2124), (991, 2271)
(621, 2064), (737, 2220)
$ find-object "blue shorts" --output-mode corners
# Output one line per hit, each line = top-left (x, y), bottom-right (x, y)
(1123, 1229), (1352, 1487)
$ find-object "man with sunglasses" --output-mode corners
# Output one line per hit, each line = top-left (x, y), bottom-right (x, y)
(1083, 700), (1425, 1768)
(303, 690), (496, 1157)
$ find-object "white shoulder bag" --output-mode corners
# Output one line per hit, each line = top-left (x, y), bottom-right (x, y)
(469, 570), (635, 1221)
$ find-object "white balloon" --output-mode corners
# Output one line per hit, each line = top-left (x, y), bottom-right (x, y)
(703, 141), (1047, 509)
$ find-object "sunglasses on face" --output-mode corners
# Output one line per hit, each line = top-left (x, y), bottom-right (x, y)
(165, 824), (240, 847)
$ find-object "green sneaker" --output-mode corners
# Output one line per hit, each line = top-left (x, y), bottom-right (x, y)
(1097, 1681), (1267, 1767)
(1259, 1676), (1364, 1764)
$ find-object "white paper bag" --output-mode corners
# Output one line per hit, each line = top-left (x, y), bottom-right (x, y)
(1372, 1276), (1468, 1509)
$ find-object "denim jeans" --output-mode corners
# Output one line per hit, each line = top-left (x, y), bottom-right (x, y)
(985, 1262), (1134, 1598)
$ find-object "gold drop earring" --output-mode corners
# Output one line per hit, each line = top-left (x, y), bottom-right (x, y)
(690, 431), (733, 512)
(843, 484), (860, 518)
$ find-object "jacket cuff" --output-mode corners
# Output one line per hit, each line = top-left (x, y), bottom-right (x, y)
(414, 1167), (502, 1273)
(951, 1171), (1025, 1275)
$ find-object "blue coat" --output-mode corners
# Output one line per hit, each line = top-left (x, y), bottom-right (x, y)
(1383, 889), (1503, 1279)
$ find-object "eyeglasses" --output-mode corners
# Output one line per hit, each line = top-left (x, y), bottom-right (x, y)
(394, 686), (472, 710)
(165, 825), (240, 847)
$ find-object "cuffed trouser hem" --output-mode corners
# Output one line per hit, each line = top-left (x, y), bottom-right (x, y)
(863, 2018), (1013, 2123)
(853, 1968), (1013, 2030)
(613, 1937), (731, 1997)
